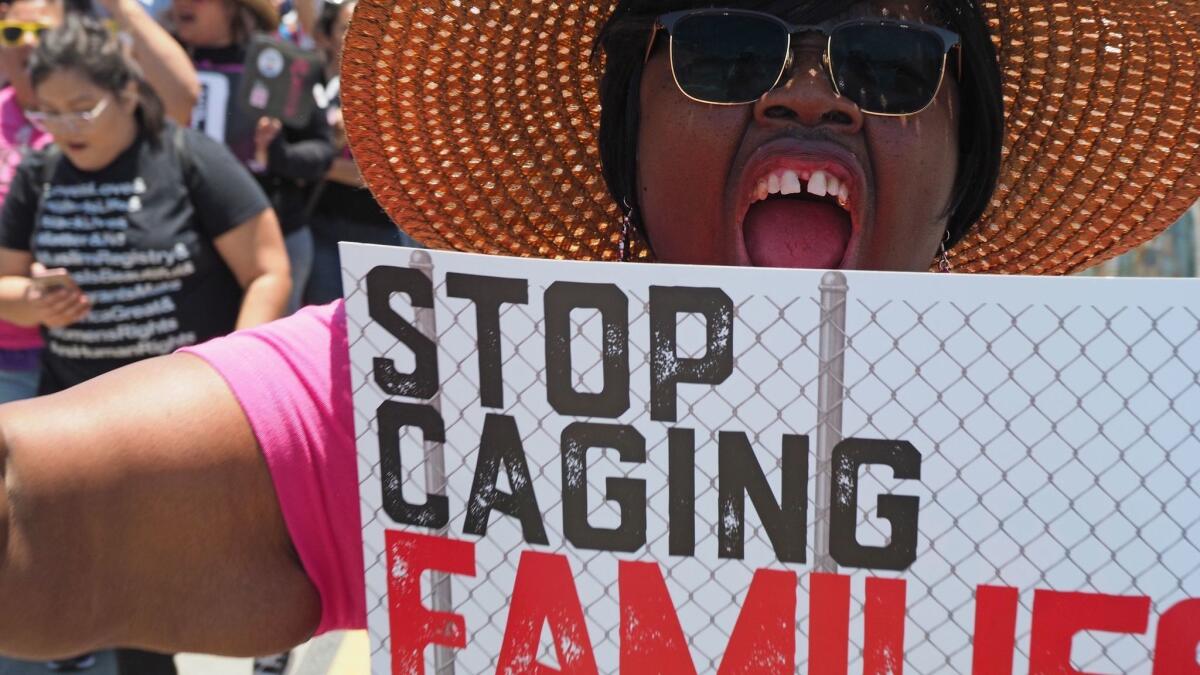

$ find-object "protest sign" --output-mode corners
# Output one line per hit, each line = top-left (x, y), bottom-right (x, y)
(236, 35), (322, 127)
(343, 244), (1200, 674)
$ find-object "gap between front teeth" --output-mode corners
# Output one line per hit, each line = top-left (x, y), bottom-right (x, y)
(754, 169), (851, 209)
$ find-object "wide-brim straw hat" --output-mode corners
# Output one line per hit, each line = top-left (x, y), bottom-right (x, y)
(341, 0), (1200, 274)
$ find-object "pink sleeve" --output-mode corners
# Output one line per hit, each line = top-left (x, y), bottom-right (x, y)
(180, 300), (366, 634)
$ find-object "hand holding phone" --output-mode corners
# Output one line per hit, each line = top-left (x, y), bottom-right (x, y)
(31, 269), (74, 293)
(27, 264), (89, 328)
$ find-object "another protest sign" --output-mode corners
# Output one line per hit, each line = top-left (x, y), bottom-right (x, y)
(236, 34), (322, 127)
(344, 244), (1200, 674)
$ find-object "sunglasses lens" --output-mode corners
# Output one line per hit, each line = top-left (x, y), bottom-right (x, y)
(829, 23), (947, 115)
(2, 27), (23, 44)
(670, 13), (788, 104)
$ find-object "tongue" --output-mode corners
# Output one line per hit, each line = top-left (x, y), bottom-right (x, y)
(742, 199), (851, 269)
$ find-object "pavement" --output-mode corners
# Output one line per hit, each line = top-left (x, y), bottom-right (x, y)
(0, 632), (369, 675)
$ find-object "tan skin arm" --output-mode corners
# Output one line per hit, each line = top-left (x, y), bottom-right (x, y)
(100, 0), (200, 126)
(325, 107), (364, 187)
(0, 353), (320, 659)
(293, 0), (318, 42)
(326, 156), (363, 186)
(213, 207), (292, 329)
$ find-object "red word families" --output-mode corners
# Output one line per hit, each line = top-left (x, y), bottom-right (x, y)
(384, 531), (1200, 675)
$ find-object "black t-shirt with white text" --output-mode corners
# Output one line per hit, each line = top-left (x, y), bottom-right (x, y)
(0, 123), (270, 392)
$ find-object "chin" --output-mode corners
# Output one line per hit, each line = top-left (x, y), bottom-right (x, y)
(176, 25), (209, 46)
(63, 151), (104, 172)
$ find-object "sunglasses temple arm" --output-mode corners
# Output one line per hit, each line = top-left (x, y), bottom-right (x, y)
(643, 22), (661, 64)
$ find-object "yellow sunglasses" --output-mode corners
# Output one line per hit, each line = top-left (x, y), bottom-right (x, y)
(0, 20), (49, 47)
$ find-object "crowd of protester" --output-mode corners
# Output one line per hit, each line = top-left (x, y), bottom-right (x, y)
(0, 0), (406, 672)
(0, 0), (1192, 674)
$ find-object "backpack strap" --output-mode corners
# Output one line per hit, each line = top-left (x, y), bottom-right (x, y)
(39, 144), (61, 189)
(33, 144), (63, 220)
(172, 124), (195, 197)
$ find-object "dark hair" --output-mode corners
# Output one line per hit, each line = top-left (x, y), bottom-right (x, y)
(29, 14), (166, 142)
(61, 0), (93, 15)
(595, 0), (1004, 251)
(228, 0), (265, 45)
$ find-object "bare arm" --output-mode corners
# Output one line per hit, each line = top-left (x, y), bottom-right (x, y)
(293, 0), (319, 41)
(324, 106), (364, 186)
(324, 107), (363, 187)
(326, 156), (363, 186)
(102, 0), (200, 126)
(214, 207), (292, 329)
(0, 354), (320, 659)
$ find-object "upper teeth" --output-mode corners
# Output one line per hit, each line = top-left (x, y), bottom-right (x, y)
(753, 169), (851, 209)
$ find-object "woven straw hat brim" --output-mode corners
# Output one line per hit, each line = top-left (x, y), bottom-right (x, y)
(342, 0), (1200, 274)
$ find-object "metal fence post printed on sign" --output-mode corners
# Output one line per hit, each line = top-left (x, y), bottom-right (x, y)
(343, 244), (1200, 674)
(405, 249), (456, 675)
(814, 271), (849, 575)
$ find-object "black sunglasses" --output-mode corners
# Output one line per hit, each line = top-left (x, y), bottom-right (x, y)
(645, 9), (961, 116)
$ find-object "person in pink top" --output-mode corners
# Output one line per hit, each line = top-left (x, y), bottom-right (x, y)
(0, 0), (56, 403)
(0, 0), (1196, 664)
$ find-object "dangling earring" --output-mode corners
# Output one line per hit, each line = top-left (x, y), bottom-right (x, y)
(938, 231), (953, 273)
(619, 197), (633, 262)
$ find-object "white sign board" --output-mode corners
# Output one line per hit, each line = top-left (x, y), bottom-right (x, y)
(343, 244), (1200, 674)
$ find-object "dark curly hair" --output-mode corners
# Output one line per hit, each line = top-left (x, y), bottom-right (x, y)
(595, 0), (1004, 251)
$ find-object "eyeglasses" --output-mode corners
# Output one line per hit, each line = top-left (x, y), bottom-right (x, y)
(26, 97), (112, 132)
(645, 9), (961, 116)
(0, 20), (49, 47)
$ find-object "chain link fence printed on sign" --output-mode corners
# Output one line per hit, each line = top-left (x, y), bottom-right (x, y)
(344, 245), (1200, 674)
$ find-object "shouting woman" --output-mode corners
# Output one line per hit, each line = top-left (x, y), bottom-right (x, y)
(0, 0), (1196, 662)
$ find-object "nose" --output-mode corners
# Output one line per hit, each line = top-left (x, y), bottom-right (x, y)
(752, 35), (864, 133)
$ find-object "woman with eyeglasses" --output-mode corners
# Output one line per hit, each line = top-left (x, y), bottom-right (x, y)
(0, 0), (1195, 663)
(0, 0), (200, 410)
(0, 19), (290, 666)
(0, 14), (289, 400)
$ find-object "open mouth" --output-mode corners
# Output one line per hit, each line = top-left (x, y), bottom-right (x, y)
(741, 167), (856, 269)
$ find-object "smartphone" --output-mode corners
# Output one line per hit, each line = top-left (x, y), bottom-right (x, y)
(32, 270), (74, 293)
